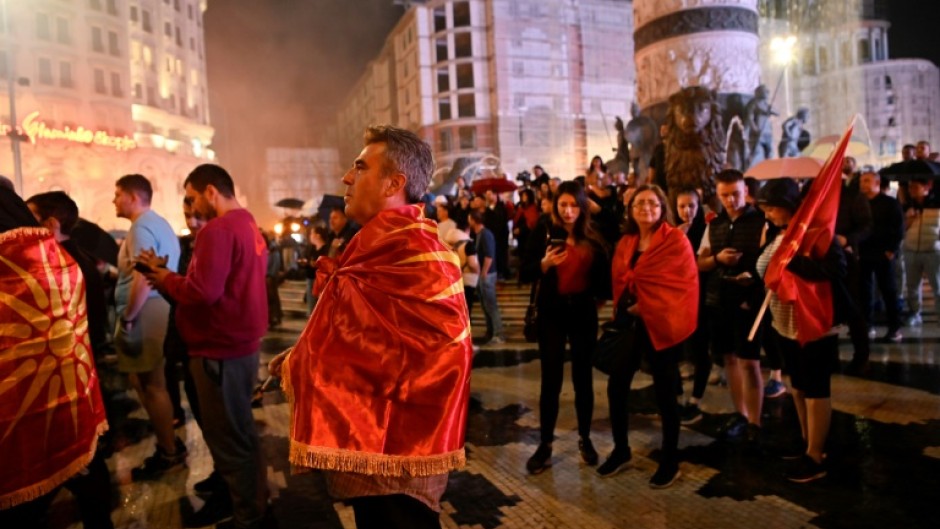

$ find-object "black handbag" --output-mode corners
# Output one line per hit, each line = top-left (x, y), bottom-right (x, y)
(523, 281), (540, 343)
(593, 291), (637, 375)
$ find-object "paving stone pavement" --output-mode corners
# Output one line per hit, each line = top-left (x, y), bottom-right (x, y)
(49, 280), (940, 529)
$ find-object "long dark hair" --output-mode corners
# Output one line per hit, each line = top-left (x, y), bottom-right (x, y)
(552, 181), (605, 248)
(622, 184), (671, 235)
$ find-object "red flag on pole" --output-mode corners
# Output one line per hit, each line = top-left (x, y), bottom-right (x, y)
(762, 119), (856, 345)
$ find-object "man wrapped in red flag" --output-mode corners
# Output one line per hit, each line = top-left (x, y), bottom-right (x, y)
(755, 123), (855, 484)
(269, 125), (472, 529)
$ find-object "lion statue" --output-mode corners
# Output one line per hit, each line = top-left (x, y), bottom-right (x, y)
(664, 86), (726, 209)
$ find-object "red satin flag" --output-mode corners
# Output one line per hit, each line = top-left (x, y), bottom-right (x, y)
(0, 228), (107, 508)
(763, 121), (855, 345)
(612, 223), (699, 351)
(284, 205), (472, 477)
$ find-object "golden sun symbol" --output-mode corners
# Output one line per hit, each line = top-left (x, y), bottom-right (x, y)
(0, 233), (95, 445)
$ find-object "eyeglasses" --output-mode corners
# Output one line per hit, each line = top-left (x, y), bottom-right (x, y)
(632, 200), (661, 209)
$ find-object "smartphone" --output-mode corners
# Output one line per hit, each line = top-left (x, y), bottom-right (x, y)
(133, 261), (153, 274)
(548, 238), (567, 249)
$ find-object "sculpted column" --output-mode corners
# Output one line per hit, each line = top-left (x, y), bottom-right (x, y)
(633, 0), (761, 122)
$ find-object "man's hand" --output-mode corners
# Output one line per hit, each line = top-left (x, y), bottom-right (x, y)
(136, 248), (172, 291)
(268, 348), (292, 378)
(715, 248), (743, 266)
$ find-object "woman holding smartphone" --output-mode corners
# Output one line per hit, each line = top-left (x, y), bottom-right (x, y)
(599, 184), (698, 488)
(520, 181), (610, 475)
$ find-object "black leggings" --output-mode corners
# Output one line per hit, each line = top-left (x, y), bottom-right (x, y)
(536, 294), (598, 443)
(607, 322), (681, 466)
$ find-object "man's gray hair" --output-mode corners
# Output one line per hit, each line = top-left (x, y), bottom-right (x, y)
(364, 125), (434, 203)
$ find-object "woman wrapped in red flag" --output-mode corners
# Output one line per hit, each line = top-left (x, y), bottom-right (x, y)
(599, 184), (698, 488)
(755, 178), (848, 484)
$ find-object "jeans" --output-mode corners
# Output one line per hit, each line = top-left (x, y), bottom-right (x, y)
(903, 249), (940, 317)
(191, 353), (267, 529)
(477, 272), (503, 339)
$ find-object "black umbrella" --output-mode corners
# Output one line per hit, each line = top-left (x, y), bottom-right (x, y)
(317, 195), (346, 223)
(71, 218), (119, 265)
(879, 159), (940, 182)
(275, 197), (306, 209)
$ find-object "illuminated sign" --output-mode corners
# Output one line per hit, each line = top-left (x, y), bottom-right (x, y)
(1, 111), (137, 151)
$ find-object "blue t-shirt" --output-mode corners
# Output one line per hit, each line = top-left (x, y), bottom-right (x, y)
(475, 227), (497, 275)
(115, 209), (180, 313)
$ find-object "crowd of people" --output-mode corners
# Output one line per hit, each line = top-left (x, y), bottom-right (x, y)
(0, 131), (937, 528)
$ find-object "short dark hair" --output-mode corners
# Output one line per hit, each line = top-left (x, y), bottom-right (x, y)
(116, 174), (153, 204)
(468, 210), (484, 225)
(26, 191), (79, 234)
(184, 164), (235, 198)
(903, 144), (916, 151)
(364, 125), (434, 203)
(715, 169), (745, 185)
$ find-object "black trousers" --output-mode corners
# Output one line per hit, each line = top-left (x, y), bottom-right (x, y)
(350, 494), (441, 529)
(860, 255), (901, 332)
(844, 252), (872, 363)
(536, 294), (598, 443)
(607, 322), (681, 467)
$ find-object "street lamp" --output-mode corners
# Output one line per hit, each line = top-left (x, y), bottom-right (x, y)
(770, 35), (798, 116)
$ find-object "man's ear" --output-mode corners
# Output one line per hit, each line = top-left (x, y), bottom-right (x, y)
(385, 172), (407, 197)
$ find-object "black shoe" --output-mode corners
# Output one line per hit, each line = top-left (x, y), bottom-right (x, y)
(744, 423), (763, 456)
(183, 493), (234, 528)
(194, 470), (227, 496)
(526, 443), (552, 474)
(718, 413), (749, 440)
(785, 454), (826, 483)
(679, 403), (703, 425)
(131, 437), (187, 481)
(578, 437), (598, 466)
(596, 446), (632, 478)
(649, 463), (681, 489)
(844, 359), (871, 377)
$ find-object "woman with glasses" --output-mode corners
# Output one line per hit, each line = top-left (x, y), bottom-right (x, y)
(597, 184), (698, 488)
(520, 181), (610, 475)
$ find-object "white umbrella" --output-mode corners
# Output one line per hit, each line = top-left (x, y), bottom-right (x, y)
(745, 157), (824, 180)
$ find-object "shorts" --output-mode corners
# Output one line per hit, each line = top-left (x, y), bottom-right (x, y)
(707, 302), (763, 360)
(778, 333), (838, 399)
(115, 296), (170, 373)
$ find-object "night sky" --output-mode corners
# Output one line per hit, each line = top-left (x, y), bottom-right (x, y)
(886, 1), (940, 67)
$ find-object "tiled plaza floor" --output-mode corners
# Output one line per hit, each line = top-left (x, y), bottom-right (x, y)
(50, 281), (940, 529)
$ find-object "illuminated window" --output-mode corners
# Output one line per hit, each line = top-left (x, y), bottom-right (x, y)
(37, 13), (52, 40)
(60, 61), (73, 88)
(91, 27), (104, 52)
(458, 126), (476, 150)
(131, 41), (141, 61)
(143, 45), (153, 66)
(111, 72), (122, 97)
(38, 58), (54, 85)
(94, 68), (107, 94)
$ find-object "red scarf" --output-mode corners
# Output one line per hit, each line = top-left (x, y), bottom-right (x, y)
(0, 228), (107, 508)
(284, 205), (472, 477)
(612, 223), (699, 351)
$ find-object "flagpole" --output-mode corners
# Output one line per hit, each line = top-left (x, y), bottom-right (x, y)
(748, 291), (773, 342)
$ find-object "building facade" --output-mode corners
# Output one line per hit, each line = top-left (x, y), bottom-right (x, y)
(334, 0), (636, 181)
(0, 0), (214, 233)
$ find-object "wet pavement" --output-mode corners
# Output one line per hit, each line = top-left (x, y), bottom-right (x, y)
(50, 280), (940, 528)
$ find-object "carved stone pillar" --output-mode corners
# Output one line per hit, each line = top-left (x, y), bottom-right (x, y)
(633, 0), (761, 122)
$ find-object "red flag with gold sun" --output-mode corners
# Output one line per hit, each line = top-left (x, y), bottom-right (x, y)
(0, 227), (108, 508)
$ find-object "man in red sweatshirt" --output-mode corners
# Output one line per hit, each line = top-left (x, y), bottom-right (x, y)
(139, 164), (268, 529)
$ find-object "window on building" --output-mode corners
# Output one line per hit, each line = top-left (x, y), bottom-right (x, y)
(802, 49), (816, 75)
(59, 61), (73, 88)
(134, 83), (142, 99)
(436, 38), (448, 62)
(107, 0), (118, 15)
(111, 72), (122, 97)
(169, 94), (176, 109)
(456, 63), (473, 89)
(165, 22), (172, 37)
(174, 0), (181, 11)
(143, 10), (152, 32)
(885, 75), (893, 89)
(437, 68), (449, 92)
(458, 126), (476, 150)
(38, 58), (54, 85)
(37, 13), (52, 40)
(454, 33), (472, 58)
(433, 6), (446, 32)
(90, 0), (103, 11)
(130, 6), (138, 22)
(453, 2), (471, 27)
(188, 4), (194, 19)
(439, 98), (452, 120)
(91, 27), (104, 52)
(858, 39), (870, 63)
(887, 95), (895, 105)
(874, 39), (884, 61)
(108, 30), (120, 56)
(439, 129), (452, 151)
(146, 85), (156, 105)
(176, 27), (183, 46)
(143, 45), (153, 67)
(94, 68), (107, 94)
(458, 94), (475, 117)
(56, 17), (70, 44)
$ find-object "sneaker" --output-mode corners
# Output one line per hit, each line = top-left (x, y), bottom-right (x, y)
(526, 443), (552, 475)
(906, 313), (922, 327)
(579, 437), (598, 466)
(649, 463), (681, 489)
(744, 423), (763, 456)
(764, 379), (787, 399)
(717, 413), (749, 440)
(867, 327), (877, 339)
(882, 329), (903, 343)
(194, 470), (227, 496)
(596, 446), (632, 478)
(486, 336), (506, 346)
(183, 492), (234, 528)
(131, 437), (188, 481)
(679, 403), (703, 425)
(785, 454), (826, 483)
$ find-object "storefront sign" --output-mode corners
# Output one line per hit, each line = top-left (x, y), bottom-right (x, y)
(1, 111), (137, 151)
